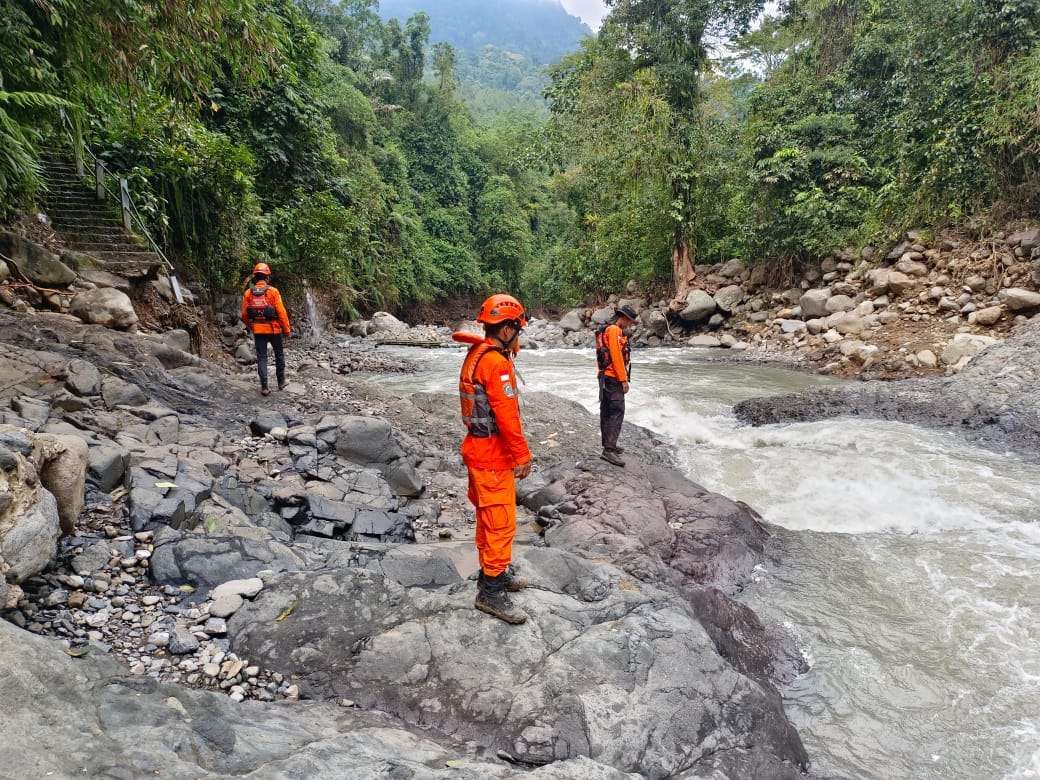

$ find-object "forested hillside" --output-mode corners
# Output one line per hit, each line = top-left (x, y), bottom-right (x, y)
(378, 0), (590, 63)
(1, 0), (1038, 315)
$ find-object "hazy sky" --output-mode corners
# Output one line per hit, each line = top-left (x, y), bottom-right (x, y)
(559, 0), (781, 33)
(560, 0), (608, 30)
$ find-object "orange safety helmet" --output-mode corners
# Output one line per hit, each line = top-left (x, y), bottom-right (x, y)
(252, 262), (272, 277)
(477, 294), (527, 327)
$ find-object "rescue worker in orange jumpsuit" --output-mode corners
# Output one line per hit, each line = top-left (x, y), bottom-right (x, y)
(596, 303), (638, 466)
(241, 262), (292, 396)
(455, 294), (532, 624)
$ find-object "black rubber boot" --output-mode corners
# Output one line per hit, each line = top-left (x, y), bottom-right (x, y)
(601, 448), (625, 467)
(475, 572), (527, 624)
(502, 563), (528, 592)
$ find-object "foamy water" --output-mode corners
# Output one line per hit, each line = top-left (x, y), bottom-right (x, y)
(368, 344), (1040, 778)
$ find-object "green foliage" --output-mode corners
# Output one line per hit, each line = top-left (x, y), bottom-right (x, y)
(475, 175), (532, 289)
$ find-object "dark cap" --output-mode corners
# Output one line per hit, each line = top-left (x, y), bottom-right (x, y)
(616, 304), (639, 320)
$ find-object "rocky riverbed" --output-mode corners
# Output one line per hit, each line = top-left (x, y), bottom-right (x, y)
(0, 302), (811, 777)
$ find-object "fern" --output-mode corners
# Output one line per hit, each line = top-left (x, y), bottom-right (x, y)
(0, 90), (70, 211)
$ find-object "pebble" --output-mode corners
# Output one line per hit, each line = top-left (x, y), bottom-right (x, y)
(141, 595), (162, 607)
(203, 617), (228, 636)
(147, 631), (170, 647)
(244, 665), (260, 677)
(221, 659), (245, 679)
(285, 684), (299, 700)
(45, 589), (69, 607)
(209, 593), (243, 619)
(169, 627), (200, 655)
(203, 663), (220, 677)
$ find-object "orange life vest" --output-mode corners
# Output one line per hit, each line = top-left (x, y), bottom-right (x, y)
(595, 322), (631, 378)
(459, 341), (508, 438)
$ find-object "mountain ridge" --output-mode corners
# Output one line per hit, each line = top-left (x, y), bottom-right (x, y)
(378, 0), (591, 64)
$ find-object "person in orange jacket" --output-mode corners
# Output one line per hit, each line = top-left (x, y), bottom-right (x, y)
(455, 293), (532, 624)
(241, 262), (292, 396)
(595, 303), (638, 466)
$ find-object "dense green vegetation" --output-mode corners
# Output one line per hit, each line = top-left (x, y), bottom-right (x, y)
(537, 0), (1040, 299)
(2, 0), (1038, 314)
(0, 0), (547, 313)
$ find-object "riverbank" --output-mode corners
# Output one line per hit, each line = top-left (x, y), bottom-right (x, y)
(0, 304), (810, 777)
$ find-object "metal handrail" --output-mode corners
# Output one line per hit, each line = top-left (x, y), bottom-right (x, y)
(57, 108), (185, 304)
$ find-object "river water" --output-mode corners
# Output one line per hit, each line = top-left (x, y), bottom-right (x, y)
(371, 344), (1040, 779)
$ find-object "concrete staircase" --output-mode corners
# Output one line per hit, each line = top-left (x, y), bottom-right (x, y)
(38, 147), (164, 281)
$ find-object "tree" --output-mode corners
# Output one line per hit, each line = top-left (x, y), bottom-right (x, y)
(603, 0), (764, 301)
(476, 176), (532, 289)
(432, 42), (457, 93)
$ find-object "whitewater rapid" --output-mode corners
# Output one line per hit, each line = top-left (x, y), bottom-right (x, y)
(370, 344), (1040, 779)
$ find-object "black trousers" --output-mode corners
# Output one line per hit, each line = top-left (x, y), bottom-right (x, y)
(254, 333), (285, 388)
(599, 375), (626, 450)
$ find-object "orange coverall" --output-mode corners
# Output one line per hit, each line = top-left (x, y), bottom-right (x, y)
(461, 341), (531, 577)
(240, 281), (292, 336)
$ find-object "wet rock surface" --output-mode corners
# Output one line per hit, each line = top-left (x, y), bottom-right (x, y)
(0, 305), (809, 776)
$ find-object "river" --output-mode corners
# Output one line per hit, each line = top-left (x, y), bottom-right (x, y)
(369, 344), (1040, 779)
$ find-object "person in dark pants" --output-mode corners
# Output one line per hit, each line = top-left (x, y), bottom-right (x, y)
(595, 304), (637, 466)
(240, 262), (292, 396)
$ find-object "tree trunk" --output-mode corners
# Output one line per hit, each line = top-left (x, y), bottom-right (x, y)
(670, 237), (697, 309)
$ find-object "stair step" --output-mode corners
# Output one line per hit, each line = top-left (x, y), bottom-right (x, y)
(45, 192), (108, 199)
(67, 243), (150, 253)
(61, 234), (139, 244)
(50, 218), (126, 228)
(45, 206), (122, 216)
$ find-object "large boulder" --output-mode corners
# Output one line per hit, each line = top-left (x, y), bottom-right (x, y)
(678, 289), (716, 323)
(70, 287), (139, 330)
(77, 268), (130, 292)
(150, 530), (305, 592)
(1000, 288), (1040, 311)
(799, 288), (831, 318)
(1008, 227), (1040, 250)
(0, 448), (60, 582)
(713, 284), (745, 313)
(866, 269), (915, 297)
(718, 258), (745, 279)
(0, 233), (76, 287)
(65, 359), (101, 397)
(590, 306), (614, 326)
(941, 333), (999, 367)
(368, 311), (408, 334)
(644, 309), (668, 338)
(616, 297), (646, 314)
(335, 417), (405, 464)
(559, 309), (584, 333)
(825, 294), (856, 314)
(32, 433), (88, 536)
